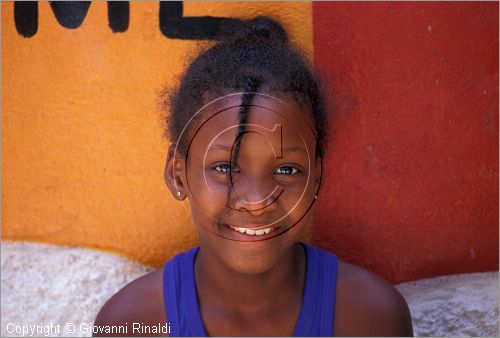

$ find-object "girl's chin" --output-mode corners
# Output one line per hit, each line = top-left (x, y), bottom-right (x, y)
(197, 221), (305, 272)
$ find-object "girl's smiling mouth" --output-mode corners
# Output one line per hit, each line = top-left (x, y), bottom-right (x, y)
(216, 221), (284, 240)
(228, 225), (272, 236)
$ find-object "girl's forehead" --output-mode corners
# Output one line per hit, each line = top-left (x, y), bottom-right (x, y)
(196, 93), (315, 133)
(188, 93), (318, 151)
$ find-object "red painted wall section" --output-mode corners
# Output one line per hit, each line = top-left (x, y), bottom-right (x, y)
(312, 3), (498, 283)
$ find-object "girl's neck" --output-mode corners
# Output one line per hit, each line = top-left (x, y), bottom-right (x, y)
(194, 242), (306, 316)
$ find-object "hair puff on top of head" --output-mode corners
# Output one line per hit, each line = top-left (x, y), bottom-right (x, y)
(166, 15), (329, 157)
(217, 16), (288, 44)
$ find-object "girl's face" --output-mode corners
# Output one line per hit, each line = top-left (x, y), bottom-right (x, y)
(166, 93), (322, 273)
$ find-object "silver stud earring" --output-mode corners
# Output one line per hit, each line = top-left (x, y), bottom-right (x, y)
(176, 191), (181, 197)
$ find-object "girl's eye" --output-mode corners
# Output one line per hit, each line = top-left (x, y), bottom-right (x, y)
(274, 165), (299, 176)
(213, 164), (238, 174)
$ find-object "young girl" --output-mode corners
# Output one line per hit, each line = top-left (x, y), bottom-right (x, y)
(94, 17), (413, 337)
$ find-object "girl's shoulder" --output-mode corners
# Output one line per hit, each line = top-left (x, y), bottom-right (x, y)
(93, 268), (166, 337)
(334, 259), (413, 336)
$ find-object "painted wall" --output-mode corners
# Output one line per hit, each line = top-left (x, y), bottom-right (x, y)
(312, 2), (498, 282)
(1, 1), (313, 267)
(2, 2), (498, 282)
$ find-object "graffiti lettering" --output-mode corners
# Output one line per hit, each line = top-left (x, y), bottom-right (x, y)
(107, 1), (129, 33)
(49, 1), (91, 29)
(159, 1), (241, 40)
(13, 1), (241, 40)
(14, 1), (38, 38)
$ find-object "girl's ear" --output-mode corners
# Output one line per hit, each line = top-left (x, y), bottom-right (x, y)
(164, 144), (187, 200)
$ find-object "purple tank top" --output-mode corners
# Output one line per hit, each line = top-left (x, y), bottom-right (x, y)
(163, 243), (338, 336)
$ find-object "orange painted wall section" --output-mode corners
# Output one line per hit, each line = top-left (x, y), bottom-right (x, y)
(1, 2), (314, 266)
(312, 2), (498, 282)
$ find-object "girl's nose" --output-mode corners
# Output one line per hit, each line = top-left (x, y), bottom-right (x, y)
(231, 178), (280, 216)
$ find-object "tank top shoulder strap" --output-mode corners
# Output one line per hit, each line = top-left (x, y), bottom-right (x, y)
(293, 243), (339, 337)
(162, 247), (207, 337)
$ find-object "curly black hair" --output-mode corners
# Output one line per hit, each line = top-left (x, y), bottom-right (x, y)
(164, 16), (330, 158)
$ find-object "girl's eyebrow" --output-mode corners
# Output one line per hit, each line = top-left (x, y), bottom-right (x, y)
(207, 144), (307, 154)
(283, 147), (307, 154)
(207, 144), (232, 152)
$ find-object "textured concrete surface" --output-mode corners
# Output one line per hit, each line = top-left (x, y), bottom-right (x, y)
(1, 241), (498, 337)
(1, 242), (153, 337)
(396, 271), (499, 336)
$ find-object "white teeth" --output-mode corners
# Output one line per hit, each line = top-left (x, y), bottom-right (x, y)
(229, 226), (273, 236)
(245, 229), (256, 235)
